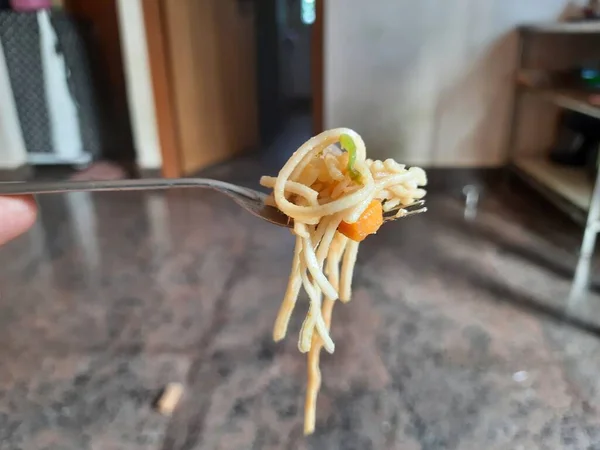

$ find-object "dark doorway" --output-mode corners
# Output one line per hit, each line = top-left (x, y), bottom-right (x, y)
(255, 0), (319, 148)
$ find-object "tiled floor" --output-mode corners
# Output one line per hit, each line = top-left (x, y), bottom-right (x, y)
(2, 120), (600, 448)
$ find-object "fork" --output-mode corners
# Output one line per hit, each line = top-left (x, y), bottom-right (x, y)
(0, 178), (426, 228)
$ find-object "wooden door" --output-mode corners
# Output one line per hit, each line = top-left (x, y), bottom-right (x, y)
(145, 0), (259, 176)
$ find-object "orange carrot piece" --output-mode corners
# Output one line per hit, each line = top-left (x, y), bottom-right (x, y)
(337, 200), (383, 242)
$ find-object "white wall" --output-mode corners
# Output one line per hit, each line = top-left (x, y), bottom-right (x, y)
(324, 0), (586, 167)
(0, 39), (27, 169)
(116, 0), (162, 170)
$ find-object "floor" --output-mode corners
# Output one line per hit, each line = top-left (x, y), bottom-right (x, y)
(2, 120), (600, 448)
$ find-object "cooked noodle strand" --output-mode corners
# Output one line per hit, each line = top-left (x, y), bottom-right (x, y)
(263, 128), (427, 434)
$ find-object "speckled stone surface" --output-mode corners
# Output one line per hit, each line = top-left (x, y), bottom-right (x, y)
(3, 130), (600, 448)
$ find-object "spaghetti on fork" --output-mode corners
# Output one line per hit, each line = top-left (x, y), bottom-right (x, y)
(260, 128), (427, 434)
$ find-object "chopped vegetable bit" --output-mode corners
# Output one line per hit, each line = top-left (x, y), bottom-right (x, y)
(338, 200), (383, 242)
(339, 134), (361, 182)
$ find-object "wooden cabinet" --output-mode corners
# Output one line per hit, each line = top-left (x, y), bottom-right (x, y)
(144, 0), (259, 177)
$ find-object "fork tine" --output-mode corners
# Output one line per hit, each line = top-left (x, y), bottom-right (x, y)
(384, 206), (427, 222)
(383, 199), (426, 214)
(407, 199), (426, 208)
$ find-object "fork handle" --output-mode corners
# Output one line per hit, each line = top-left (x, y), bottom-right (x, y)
(0, 178), (237, 196)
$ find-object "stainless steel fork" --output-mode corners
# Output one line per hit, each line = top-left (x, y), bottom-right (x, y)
(0, 178), (293, 227)
(0, 178), (426, 228)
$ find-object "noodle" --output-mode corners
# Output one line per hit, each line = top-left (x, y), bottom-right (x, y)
(260, 128), (427, 435)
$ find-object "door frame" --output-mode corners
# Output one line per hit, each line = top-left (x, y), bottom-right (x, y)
(311, 0), (324, 135)
(141, 0), (181, 178)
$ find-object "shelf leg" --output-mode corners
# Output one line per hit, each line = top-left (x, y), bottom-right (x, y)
(569, 146), (600, 303)
(504, 31), (527, 166)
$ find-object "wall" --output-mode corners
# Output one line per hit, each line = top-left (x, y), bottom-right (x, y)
(116, 0), (162, 170)
(324, 0), (587, 167)
(0, 38), (27, 169)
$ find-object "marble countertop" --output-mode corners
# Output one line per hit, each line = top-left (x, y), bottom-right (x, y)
(1, 169), (600, 449)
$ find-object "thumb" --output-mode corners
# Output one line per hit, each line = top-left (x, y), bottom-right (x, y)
(0, 196), (37, 246)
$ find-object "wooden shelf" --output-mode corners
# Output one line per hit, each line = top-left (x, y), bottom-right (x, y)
(521, 86), (600, 120)
(511, 21), (600, 300)
(521, 21), (600, 34)
(514, 157), (592, 212)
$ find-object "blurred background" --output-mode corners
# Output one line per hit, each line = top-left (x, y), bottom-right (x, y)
(4, 0), (600, 448)
(1, 0), (599, 180)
